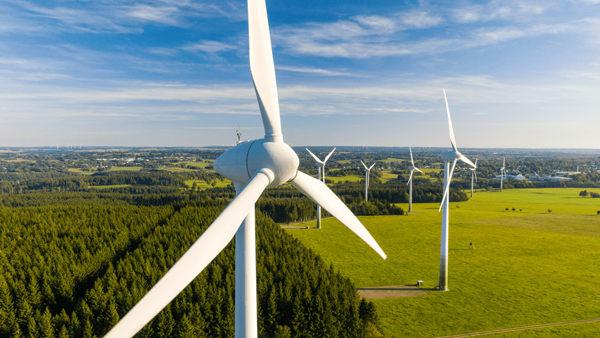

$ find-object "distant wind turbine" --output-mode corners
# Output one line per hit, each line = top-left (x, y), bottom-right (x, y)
(437, 89), (476, 291)
(361, 160), (376, 201)
(500, 158), (506, 192)
(470, 159), (478, 198)
(407, 147), (422, 212)
(103, 1), (386, 337)
(306, 147), (336, 229)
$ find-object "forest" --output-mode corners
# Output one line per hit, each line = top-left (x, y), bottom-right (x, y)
(0, 196), (384, 338)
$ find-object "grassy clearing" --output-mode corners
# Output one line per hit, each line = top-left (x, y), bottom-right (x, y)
(326, 174), (364, 183)
(178, 161), (212, 168)
(184, 179), (231, 189)
(108, 167), (142, 172)
(379, 170), (397, 183)
(380, 158), (405, 164)
(286, 188), (600, 337)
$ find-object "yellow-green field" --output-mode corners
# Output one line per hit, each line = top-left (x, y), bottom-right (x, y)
(286, 188), (600, 337)
(178, 160), (212, 168)
(184, 179), (231, 189)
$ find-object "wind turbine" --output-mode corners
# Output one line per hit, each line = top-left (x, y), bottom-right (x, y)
(437, 89), (476, 292)
(500, 158), (506, 192)
(469, 159), (478, 198)
(407, 147), (422, 212)
(103, 1), (387, 337)
(306, 148), (336, 229)
(360, 160), (376, 202)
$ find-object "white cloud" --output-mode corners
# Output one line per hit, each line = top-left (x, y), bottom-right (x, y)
(123, 4), (181, 26)
(451, 0), (551, 24)
(276, 66), (360, 77)
(183, 41), (238, 53)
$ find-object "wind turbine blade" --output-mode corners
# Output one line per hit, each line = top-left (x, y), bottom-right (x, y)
(474, 170), (477, 182)
(290, 171), (387, 259)
(474, 158), (478, 168)
(248, 0), (282, 141)
(415, 167), (423, 173)
(103, 170), (272, 338)
(410, 147), (414, 166)
(323, 147), (336, 163)
(369, 163), (376, 170)
(360, 160), (368, 170)
(443, 89), (457, 152)
(458, 154), (476, 168)
(438, 159), (457, 212)
(407, 170), (413, 185)
(306, 148), (323, 164)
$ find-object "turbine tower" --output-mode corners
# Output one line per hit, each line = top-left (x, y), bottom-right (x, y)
(361, 160), (376, 201)
(407, 147), (422, 212)
(306, 148), (336, 229)
(500, 158), (506, 192)
(103, 1), (387, 337)
(469, 159), (478, 198)
(437, 89), (476, 292)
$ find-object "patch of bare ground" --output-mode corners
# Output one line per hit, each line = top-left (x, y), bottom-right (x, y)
(357, 285), (429, 299)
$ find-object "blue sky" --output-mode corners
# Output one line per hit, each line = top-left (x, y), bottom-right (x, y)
(1, 0), (599, 148)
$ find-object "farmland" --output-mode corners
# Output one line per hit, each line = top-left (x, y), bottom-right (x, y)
(286, 188), (600, 337)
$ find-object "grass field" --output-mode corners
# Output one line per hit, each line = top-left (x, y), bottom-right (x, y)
(286, 188), (600, 337)
(184, 179), (231, 189)
(178, 160), (212, 168)
(326, 174), (363, 183)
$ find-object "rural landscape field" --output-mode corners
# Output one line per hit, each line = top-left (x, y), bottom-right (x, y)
(288, 187), (600, 337)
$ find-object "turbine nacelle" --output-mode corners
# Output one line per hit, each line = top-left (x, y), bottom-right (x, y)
(214, 138), (299, 187)
(438, 150), (462, 162)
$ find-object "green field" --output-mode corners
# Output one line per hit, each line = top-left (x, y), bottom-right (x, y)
(286, 188), (600, 337)
(326, 174), (364, 183)
(178, 160), (212, 168)
(184, 179), (231, 189)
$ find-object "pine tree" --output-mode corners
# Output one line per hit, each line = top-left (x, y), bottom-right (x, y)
(38, 308), (55, 338)
(81, 318), (93, 338)
(155, 310), (175, 338)
(57, 326), (69, 338)
(69, 311), (81, 338)
(27, 316), (38, 338)
(174, 314), (195, 338)
(100, 300), (119, 333)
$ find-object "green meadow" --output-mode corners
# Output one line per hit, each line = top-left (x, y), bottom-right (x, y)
(286, 188), (600, 337)
(184, 179), (231, 189)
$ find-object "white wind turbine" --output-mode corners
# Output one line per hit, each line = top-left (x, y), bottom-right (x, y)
(407, 147), (423, 212)
(469, 158), (478, 198)
(500, 157), (506, 192)
(360, 160), (376, 202)
(103, 1), (387, 337)
(437, 89), (476, 292)
(306, 148), (336, 229)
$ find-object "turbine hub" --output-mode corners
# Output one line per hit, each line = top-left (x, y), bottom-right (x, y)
(214, 138), (299, 187)
(439, 150), (461, 162)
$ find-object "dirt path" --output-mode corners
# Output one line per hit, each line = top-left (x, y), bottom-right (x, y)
(433, 317), (600, 337)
